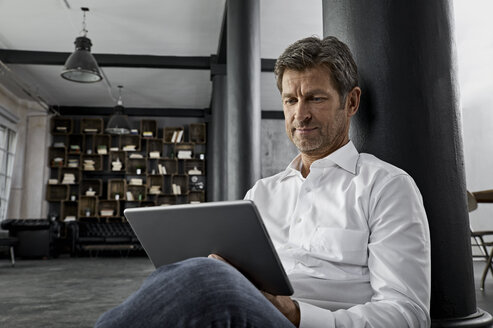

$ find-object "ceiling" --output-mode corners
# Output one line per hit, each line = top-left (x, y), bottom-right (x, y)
(0, 0), (323, 114)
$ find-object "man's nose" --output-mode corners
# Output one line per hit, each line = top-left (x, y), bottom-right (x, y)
(294, 100), (311, 122)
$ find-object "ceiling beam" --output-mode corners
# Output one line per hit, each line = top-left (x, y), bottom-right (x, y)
(0, 49), (211, 70)
(0, 49), (277, 72)
(54, 106), (208, 117)
(53, 106), (284, 119)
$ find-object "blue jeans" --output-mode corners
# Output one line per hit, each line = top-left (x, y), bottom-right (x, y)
(94, 257), (295, 327)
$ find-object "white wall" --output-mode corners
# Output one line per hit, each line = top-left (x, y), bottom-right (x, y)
(453, 0), (493, 231)
(0, 85), (49, 220)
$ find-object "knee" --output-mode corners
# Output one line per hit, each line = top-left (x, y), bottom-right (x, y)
(158, 257), (247, 291)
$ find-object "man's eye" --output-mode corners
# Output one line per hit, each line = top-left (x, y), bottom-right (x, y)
(284, 98), (297, 105)
(311, 97), (324, 102)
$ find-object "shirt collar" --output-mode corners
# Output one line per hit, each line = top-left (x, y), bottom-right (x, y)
(278, 141), (359, 181)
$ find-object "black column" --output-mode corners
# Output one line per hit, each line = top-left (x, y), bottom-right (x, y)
(322, 0), (493, 325)
(226, 0), (261, 200)
(209, 68), (227, 201)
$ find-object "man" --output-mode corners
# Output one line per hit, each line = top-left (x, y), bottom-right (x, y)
(95, 36), (430, 328)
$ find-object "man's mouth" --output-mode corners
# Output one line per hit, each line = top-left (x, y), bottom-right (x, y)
(294, 127), (317, 135)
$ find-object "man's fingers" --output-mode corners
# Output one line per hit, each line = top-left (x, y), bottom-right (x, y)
(208, 254), (227, 263)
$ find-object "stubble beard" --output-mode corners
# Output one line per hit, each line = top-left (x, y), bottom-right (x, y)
(291, 131), (325, 154)
(288, 118), (347, 156)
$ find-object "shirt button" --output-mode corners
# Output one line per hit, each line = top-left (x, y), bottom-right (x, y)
(296, 217), (302, 223)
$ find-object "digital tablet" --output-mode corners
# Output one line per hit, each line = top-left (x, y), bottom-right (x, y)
(124, 200), (293, 296)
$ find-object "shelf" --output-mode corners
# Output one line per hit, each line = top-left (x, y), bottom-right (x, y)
(109, 151), (126, 171)
(61, 201), (78, 221)
(46, 184), (69, 201)
(126, 157), (147, 175)
(51, 117), (73, 135)
(47, 118), (208, 224)
(81, 118), (103, 134)
(68, 134), (83, 154)
(60, 167), (80, 184)
(189, 123), (206, 144)
(49, 147), (66, 168)
(140, 120), (157, 138)
(146, 138), (163, 158)
(98, 200), (120, 218)
(189, 175), (206, 192)
(120, 135), (141, 152)
(78, 196), (98, 217)
(94, 135), (110, 155)
(147, 175), (163, 196)
(80, 179), (102, 197)
(108, 179), (126, 200)
(171, 175), (188, 195)
(82, 154), (103, 171)
(127, 185), (146, 201)
(163, 126), (184, 143)
(184, 159), (205, 175)
(189, 191), (205, 203)
(156, 159), (177, 175)
(156, 195), (176, 206)
(175, 143), (194, 159)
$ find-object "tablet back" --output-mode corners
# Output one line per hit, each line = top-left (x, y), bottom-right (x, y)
(124, 200), (293, 296)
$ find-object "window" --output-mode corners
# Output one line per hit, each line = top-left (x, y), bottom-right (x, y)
(0, 124), (16, 221)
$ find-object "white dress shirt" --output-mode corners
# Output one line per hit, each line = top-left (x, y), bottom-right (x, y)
(244, 141), (431, 328)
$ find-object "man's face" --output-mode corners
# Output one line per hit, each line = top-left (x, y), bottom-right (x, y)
(281, 66), (356, 159)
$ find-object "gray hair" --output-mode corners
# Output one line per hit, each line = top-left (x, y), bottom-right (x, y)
(274, 36), (359, 103)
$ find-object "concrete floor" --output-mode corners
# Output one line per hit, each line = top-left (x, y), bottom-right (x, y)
(0, 256), (154, 328)
(1, 256), (493, 327)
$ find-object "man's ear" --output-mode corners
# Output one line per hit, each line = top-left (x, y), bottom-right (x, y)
(346, 87), (361, 118)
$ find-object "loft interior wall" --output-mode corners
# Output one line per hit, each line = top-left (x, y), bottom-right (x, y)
(453, 0), (493, 233)
(0, 86), (49, 220)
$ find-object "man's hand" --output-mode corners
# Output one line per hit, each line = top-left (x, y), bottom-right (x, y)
(208, 254), (300, 327)
(261, 291), (300, 327)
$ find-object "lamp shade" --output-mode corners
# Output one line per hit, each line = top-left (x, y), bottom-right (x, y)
(106, 105), (131, 134)
(61, 36), (102, 83)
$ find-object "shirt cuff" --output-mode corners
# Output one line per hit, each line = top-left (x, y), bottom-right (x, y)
(298, 301), (335, 328)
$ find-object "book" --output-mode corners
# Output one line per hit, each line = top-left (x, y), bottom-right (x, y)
(126, 191), (134, 201)
(158, 164), (167, 175)
(100, 209), (114, 217)
(176, 130), (184, 143)
(172, 184), (181, 195)
(97, 145), (107, 155)
(149, 185), (161, 195)
(188, 166), (202, 175)
(129, 178), (143, 185)
(64, 216), (76, 222)
(149, 151), (160, 159)
(177, 150), (192, 159)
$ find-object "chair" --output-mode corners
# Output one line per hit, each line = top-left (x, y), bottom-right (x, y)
(0, 236), (18, 266)
(467, 190), (493, 290)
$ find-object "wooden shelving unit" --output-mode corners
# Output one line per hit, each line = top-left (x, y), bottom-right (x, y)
(47, 116), (207, 222)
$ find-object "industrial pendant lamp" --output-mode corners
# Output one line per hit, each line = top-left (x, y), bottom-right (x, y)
(61, 7), (102, 83)
(106, 86), (131, 134)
